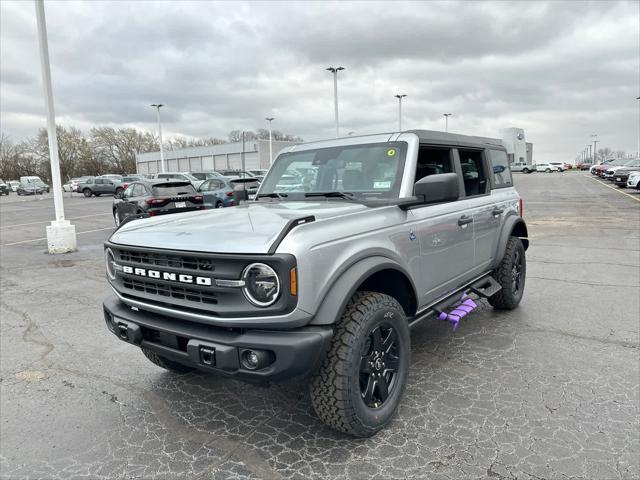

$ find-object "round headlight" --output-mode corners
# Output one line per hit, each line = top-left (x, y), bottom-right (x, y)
(105, 248), (116, 280)
(242, 263), (280, 307)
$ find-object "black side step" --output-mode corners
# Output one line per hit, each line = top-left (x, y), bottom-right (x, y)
(468, 275), (502, 298)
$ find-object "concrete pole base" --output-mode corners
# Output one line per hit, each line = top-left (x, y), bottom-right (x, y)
(46, 219), (77, 254)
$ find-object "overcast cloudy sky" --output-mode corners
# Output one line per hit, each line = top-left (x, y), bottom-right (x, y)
(1, 0), (638, 162)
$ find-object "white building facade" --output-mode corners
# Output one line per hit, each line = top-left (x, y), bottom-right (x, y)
(136, 139), (300, 174)
(499, 128), (532, 166)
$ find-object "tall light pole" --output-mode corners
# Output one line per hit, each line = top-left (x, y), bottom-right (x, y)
(35, 0), (76, 253)
(587, 144), (592, 164)
(591, 134), (599, 164)
(265, 117), (274, 166)
(394, 94), (407, 131)
(443, 113), (453, 132)
(326, 66), (344, 137)
(636, 97), (640, 159)
(151, 104), (165, 172)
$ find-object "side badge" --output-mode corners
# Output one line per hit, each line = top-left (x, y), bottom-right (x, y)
(409, 230), (416, 241)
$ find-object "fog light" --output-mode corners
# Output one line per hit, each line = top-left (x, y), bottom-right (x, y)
(245, 351), (259, 369)
(240, 349), (273, 370)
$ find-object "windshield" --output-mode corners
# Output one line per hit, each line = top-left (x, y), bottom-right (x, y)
(623, 159), (640, 167)
(258, 142), (407, 200)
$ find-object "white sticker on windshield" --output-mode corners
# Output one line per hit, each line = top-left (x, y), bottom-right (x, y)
(373, 181), (391, 189)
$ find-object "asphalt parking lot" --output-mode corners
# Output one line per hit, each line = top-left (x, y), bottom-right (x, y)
(1, 173), (638, 480)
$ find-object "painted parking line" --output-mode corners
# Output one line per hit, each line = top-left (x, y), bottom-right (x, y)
(587, 176), (640, 202)
(0, 213), (112, 229)
(0, 226), (113, 247)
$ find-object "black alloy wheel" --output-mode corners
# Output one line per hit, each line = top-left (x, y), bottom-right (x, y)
(359, 324), (400, 409)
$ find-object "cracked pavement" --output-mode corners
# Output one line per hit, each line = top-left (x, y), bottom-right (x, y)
(1, 173), (638, 479)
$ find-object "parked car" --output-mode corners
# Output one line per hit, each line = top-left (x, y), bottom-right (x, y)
(103, 130), (529, 437)
(218, 169), (259, 181)
(535, 163), (562, 173)
(78, 176), (124, 197)
(627, 171), (640, 189)
(7, 180), (19, 192)
(17, 182), (44, 195)
(153, 172), (204, 190)
(593, 159), (626, 177)
(0, 179), (10, 195)
(102, 174), (123, 181)
(198, 176), (261, 207)
(604, 159), (640, 181)
(509, 162), (534, 173)
(549, 162), (565, 172)
(248, 169), (269, 181)
(577, 162), (592, 171)
(112, 180), (204, 227)
(20, 176), (50, 192)
(190, 171), (224, 181)
(121, 175), (146, 190)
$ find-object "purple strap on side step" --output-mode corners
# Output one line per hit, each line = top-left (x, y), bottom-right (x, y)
(437, 295), (477, 331)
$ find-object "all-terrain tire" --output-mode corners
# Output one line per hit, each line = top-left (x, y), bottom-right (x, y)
(310, 291), (410, 437)
(142, 348), (195, 374)
(489, 236), (526, 310)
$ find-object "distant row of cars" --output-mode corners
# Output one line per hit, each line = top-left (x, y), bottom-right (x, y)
(511, 162), (569, 173)
(590, 158), (640, 189)
(0, 176), (51, 195)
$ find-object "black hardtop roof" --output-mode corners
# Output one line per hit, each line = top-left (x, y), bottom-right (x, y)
(406, 130), (505, 149)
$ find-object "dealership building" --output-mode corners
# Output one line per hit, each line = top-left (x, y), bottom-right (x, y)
(135, 139), (301, 174)
(500, 127), (533, 166)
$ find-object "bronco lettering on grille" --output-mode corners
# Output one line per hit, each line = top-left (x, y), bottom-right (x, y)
(121, 265), (212, 286)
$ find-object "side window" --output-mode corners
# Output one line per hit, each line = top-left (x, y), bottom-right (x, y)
(200, 180), (211, 191)
(134, 184), (147, 196)
(489, 150), (513, 188)
(123, 183), (135, 198)
(212, 180), (224, 190)
(458, 149), (488, 197)
(415, 147), (454, 186)
(94, 179), (103, 185)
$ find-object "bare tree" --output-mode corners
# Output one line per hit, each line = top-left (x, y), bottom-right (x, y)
(90, 127), (158, 174)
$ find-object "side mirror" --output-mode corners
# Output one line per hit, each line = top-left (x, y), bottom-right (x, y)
(414, 173), (459, 204)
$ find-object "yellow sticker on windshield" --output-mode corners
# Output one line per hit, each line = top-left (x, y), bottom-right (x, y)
(387, 148), (396, 157)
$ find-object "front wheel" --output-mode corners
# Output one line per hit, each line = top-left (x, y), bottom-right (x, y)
(83, 188), (92, 197)
(545, 168), (551, 173)
(310, 291), (410, 437)
(522, 168), (529, 174)
(489, 236), (526, 310)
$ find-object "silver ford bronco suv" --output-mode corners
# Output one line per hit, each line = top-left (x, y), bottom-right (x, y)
(103, 130), (528, 437)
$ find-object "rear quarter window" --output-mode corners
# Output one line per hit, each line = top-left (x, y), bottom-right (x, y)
(488, 149), (513, 188)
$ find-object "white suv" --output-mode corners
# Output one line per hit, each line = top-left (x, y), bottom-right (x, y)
(536, 163), (563, 173)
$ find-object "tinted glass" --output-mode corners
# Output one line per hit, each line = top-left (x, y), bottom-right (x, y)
(152, 184), (196, 196)
(488, 149), (513, 188)
(459, 149), (488, 196)
(259, 142), (407, 198)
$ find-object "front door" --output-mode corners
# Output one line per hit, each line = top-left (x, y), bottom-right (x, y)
(411, 146), (475, 306)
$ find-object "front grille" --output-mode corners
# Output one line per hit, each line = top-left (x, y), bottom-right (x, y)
(118, 249), (215, 272)
(123, 277), (218, 305)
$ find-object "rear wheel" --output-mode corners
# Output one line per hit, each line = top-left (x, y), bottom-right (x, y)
(522, 168), (529, 174)
(215, 201), (224, 208)
(142, 348), (195, 374)
(310, 291), (410, 437)
(545, 168), (551, 173)
(489, 236), (526, 310)
(83, 188), (92, 197)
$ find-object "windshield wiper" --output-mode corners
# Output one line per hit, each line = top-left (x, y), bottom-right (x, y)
(305, 191), (357, 201)
(256, 192), (288, 200)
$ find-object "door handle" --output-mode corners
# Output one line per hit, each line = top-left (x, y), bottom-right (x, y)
(458, 215), (473, 227)
(491, 208), (504, 216)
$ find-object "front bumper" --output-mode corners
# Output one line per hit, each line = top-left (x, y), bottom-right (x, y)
(103, 295), (332, 383)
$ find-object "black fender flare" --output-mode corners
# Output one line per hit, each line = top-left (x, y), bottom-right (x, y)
(492, 215), (529, 269)
(309, 256), (418, 326)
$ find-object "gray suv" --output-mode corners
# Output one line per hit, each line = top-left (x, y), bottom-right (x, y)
(103, 130), (529, 436)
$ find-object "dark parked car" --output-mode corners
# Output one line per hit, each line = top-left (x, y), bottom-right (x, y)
(16, 182), (44, 195)
(197, 176), (260, 207)
(0, 179), (10, 195)
(112, 180), (204, 226)
(79, 176), (124, 197)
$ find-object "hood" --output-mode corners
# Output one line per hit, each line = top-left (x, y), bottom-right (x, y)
(109, 201), (369, 254)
